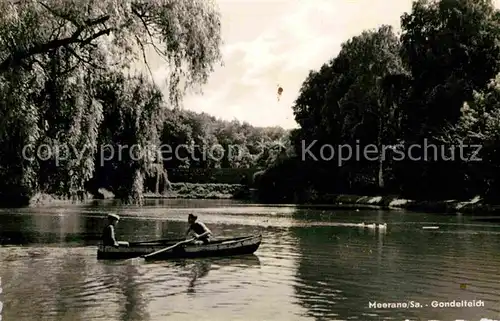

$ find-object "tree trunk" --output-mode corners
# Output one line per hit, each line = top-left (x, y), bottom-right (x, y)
(377, 114), (385, 190)
(155, 168), (160, 194)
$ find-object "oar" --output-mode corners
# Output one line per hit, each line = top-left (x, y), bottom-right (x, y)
(142, 238), (195, 261)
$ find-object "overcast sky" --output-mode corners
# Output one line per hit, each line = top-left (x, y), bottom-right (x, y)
(152, 0), (500, 129)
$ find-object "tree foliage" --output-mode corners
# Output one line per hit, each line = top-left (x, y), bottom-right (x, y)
(290, 25), (406, 193)
(0, 0), (222, 204)
(400, 0), (500, 138)
(257, 0), (500, 202)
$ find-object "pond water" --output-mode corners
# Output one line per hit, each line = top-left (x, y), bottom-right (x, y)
(1, 199), (500, 320)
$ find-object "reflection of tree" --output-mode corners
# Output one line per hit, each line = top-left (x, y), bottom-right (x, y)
(119, 263), (150, 321)
(81, 206), (104, 245)
(0, 246), (88, 320)
(0, 207), (185, 246)
(0, 212), (35, 245)
(59, 209), (84, 244)
(83, 212), (175, 245)
(12, 208), (84, 244)
(291, 224), (499, 320)
(291, 225), (432, 320)
(54, 254), (87, 320)
(291, 226), (356, 320)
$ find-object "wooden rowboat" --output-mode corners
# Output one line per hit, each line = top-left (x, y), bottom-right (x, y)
(97, 234), (262, 260)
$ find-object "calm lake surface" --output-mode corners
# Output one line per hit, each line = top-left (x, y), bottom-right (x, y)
(1, 199), (500, 321)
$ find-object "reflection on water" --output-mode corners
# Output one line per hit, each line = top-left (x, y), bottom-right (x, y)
(291, 222), (500, 320)
(1, 200), (500, 320)
(119, 263), (149, 321)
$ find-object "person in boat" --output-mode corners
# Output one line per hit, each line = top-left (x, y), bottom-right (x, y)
(185, 214), (212, 244)
(102, 213), (129, 247)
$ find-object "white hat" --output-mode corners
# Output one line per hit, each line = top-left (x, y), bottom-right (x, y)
(107, 213), (120, 220)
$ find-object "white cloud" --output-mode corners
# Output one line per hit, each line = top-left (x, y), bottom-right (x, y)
(154, 0), (420, 128)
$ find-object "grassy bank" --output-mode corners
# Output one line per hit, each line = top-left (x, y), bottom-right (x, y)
(25, 184), (499, 215)
(28, 191), (95, 207)
(144, 183), (249, 199)
(24, 183), (248, 207)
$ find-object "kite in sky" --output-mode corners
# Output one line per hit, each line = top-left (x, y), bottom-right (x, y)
(277, 85), (283, 101)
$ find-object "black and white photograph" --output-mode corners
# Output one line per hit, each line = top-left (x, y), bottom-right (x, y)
(0, 0), (499, 320)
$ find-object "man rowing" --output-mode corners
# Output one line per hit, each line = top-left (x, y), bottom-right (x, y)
(102, 213), (129, 247)
(185, 214), (212, 244)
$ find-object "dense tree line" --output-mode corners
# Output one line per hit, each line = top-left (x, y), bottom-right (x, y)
(0, 0), (291, 206)
(94, 107), (291, 195)
(8, 0), (498, 206)
(256, 0), (500, 204)
(0, 0), (250, 205)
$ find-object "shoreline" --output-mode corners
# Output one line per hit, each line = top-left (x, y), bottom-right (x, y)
(143, 190), (499, 215)
(286, 194), (500, 216)
(22, 183), (250, 207)
(143, 182), (249, 200)
(17, 184), (500, 216)
(306, 194), (495, 214)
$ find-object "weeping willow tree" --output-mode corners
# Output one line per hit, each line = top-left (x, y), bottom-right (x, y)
(0, 0), (222, 204)
(92, 72), (169, 201)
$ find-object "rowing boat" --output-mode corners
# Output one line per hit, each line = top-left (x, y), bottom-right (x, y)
(97, 234), (262, 260)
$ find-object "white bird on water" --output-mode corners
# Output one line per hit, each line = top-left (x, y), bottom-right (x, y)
(358, 222), (387, 229)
